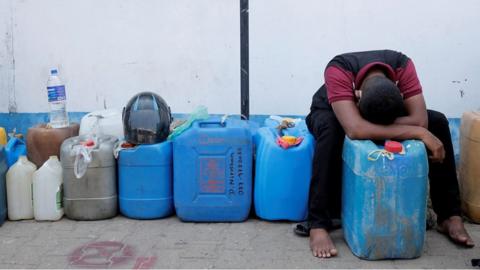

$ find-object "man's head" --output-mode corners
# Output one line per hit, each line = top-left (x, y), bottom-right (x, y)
(358, 75), (405, 125)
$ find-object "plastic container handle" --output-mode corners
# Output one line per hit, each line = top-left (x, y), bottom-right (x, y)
(198, 121), (226, 128)
(73, 145), (92, 179)
(8, 138), (23, 149)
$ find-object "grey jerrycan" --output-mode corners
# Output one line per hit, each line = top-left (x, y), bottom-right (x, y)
(60, 135), (118, 220)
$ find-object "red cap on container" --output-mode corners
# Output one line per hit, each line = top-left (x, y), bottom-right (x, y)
(121, 142), (136, 148)
(82, 140), (95, 147)
(385, 140), (403, 153)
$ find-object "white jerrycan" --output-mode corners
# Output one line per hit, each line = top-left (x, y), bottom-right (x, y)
(6, 156), (37, 220)
(33, 156), (64, 221)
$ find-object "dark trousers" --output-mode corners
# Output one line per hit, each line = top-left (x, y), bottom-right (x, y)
(305, 88), (461, 230)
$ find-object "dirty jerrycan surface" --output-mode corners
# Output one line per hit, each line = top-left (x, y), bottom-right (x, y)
(459, 111), (480, 223)
(33, 156), (63, 221)
(7, 156), (36, 220)
(61, 135), (118, 220)
(254, 119), (314, 221)
(0, 146), (7, 225)
(173, 117), (253, 222)
(27, 123), (79, 168)
(342, 138), (428, 260)
(119, 142), (173, 219)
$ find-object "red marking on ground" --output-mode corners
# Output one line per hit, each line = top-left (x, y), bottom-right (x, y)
(133, 256), (157, 269)
(68, 241), (135, 268)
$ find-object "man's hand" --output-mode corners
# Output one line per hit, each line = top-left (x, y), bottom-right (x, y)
(420, 130), (445, 163)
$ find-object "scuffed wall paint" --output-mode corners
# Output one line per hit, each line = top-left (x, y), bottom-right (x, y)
(0, 0), (15, 113)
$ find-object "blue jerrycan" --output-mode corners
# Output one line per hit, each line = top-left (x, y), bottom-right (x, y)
(5, 137), (27, 168)
(254, 118), (314, 221)
(342, 138), (428, 260)
(0, 146), (7, 225)
(119, 141), (174, 219)
(173, 117), (253, 222)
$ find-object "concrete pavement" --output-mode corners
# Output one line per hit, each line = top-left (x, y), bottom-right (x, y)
(0, 216), (479, 269)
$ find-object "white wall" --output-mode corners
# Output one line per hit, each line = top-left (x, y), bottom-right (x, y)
(250, 0), (480, 116)
(8, 0), (240, 114)
(1, 0), (480, 117)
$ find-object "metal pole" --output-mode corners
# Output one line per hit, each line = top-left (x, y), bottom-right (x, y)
(240, 0), (249, 119)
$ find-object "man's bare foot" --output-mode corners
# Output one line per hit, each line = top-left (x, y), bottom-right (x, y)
(309, 228), (338, 258)
(437, 216), (475, 247)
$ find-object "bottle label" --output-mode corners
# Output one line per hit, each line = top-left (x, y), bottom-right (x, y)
(31, 183), (34, 208)
(47, 85), (66, 102)
(56, 184), (64, 210)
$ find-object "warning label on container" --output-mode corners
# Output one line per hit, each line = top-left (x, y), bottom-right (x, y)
(199, 157), (226, 194)
(199, 147), (246, 196)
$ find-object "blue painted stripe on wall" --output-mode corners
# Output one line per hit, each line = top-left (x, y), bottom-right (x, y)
(0, 112), (461, 163)
(0, 112), (290, 137)
(0, 112), (87, 137)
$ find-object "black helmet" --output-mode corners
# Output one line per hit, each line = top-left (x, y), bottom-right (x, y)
(123, 92), (172, 144)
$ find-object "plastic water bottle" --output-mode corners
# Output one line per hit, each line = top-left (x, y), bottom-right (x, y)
(47, 69), (69, 128)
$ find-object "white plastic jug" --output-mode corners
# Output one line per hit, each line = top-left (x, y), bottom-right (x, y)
(79, 109), (124, 139)
(6, 156), (36, 220)
(32, 156), (64, 221)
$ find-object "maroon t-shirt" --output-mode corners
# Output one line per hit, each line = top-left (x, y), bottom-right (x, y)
(310, 50), (423, 110)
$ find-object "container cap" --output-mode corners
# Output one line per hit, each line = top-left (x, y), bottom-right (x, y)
(50, 69), (58, 75)
(81, 139), (95, 147)
(385, 140), (403, 153)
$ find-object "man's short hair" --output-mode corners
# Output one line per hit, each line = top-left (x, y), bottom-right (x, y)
(358, 76), (405, 125)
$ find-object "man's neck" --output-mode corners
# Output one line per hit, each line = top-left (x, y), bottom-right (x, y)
(360, 69), (386, 89)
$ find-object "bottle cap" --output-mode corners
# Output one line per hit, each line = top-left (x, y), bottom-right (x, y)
(50, 69), (58, 75)
(385, 140), (403, 153)
(81, 140), (95, 147)
(121, 142), (136, 148)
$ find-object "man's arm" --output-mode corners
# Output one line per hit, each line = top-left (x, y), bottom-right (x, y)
(393, 94), (428, 128)
(331, 100), (445, 162)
